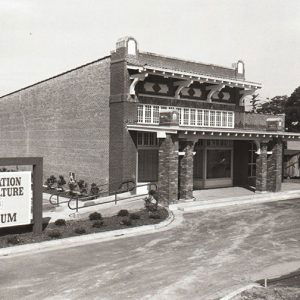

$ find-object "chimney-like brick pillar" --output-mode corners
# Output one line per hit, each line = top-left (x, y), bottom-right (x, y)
(256, 142), (268, 192)
(179, 141), (195, 200)
(267, 139), (283, 192)
(158, 134), (178, 205)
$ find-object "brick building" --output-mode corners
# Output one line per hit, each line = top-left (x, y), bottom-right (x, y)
(0, 36), (299, 204)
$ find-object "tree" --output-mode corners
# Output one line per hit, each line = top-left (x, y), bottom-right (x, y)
(285, 86), (300, 132)
(256, 95), (288, 115)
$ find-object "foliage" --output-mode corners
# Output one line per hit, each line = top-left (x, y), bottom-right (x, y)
(149, 213), (161, 219)
(89, 212), (102, 221)
(117, 209), (129, 217)
(248, 94), (261, 113)
(89, 183), (100, 197)
(129, 213), (140, 220)
(92, 220), (104, 228)
(6, 235), (21, 245)
(68, 181), (77, 196)
(120, 218), (132, 226)
(57, 175), (66, 190)
(45, 175), (57, 189)
(54, 219), (66, 226)
(77, 179), (88, 195)
(285, 86), (300, 132)
(256, 95), (288, 115)
(74, 227), (86, 234)
(47, 229), (62, 238)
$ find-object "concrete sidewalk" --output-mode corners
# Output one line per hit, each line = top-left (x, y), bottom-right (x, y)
(171, 182), (300, 212)
(42, 192), (148, 222)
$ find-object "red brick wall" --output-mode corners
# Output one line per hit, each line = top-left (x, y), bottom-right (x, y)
(0, 57), (111, 188)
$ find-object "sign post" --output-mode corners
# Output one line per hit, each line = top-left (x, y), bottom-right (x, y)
(0, 157), (43, 234)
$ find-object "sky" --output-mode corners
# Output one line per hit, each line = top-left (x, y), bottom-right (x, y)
(0, 0), (299, 103)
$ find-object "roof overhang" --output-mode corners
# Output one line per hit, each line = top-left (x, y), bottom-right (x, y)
(127, 64), (262, 90)
(127, 124), (300, 141)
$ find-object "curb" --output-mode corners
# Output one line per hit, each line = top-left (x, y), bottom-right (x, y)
(219, 283), (262, 300)
(0, 209), (178, 258)
(170, 190), (300, 212)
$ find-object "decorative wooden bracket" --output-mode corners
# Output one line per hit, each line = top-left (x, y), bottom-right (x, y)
(207, 83), (225, 102)
(174, 79), (193, 99)
(239, 89), (256, 106)
(129, 72), (148, 95)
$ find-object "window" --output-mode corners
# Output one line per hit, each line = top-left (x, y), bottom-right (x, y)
(248, 142), (257, 178)
(136, 104), (234, 128)
(137, 132), (158, 147)
(207, 150), (231, 179)
(190, 109), (196, 126)
(183, 108), (189, 125)
(204, 110), (209, 126)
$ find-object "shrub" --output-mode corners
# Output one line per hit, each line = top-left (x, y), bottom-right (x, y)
(54, 219), (66, 226)
(90, 183), (100, 197)
(47, 229), (62, 238)
(74, 227), (86, 234)
(130, 213), (140, 220)
(6, 235), (21, 245)
(120, 218), (132, 226)
(92, 220), (104, 228)
(68, 181), (77, 196)
(89, 212), (102, 221)
(45, 175), (57, 189)
(57, 175), (66, 190)
(78, 180), (88, 195)
(149, 213), (161, 219)
(117, 209), (129, 217)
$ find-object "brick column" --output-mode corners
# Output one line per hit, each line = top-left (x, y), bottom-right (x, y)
(179, 141), (195, 200)
(267, 139), (283, 192)
(158, 134), (178, 206)
(256, 142), (268, 192)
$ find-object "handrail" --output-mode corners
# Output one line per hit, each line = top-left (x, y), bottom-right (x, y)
(68, 182), (157, 212)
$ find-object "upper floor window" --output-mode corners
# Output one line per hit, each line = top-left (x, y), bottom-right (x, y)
(137, 104), (234, 128)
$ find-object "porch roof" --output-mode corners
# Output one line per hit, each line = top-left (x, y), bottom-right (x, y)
(127, 124), (300, 141)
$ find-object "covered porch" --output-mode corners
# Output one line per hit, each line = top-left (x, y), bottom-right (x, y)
(128, 124), (300, 205)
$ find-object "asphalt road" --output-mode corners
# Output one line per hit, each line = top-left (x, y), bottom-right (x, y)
(1, 199), (300, 300)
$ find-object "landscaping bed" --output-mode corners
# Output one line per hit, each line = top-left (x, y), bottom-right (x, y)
(0, 207), (168, 249)
(234, 270), (300, 299)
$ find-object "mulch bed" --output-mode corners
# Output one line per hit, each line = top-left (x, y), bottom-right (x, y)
(0, 207), (168, 249)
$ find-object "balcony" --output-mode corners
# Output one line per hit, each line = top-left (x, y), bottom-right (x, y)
(235, 112), (285, 132)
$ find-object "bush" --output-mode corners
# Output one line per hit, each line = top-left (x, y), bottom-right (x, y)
(117, 209), (129, 217)
(78, 179), (88, 195)
(149, 213), (161, 219)
(57, 175), (66, 190)
(130, 213), (140, 220)
(90, 183), (100, 197)
(89, 212), (102, 221)
(54, 219), (66, 226)
(47, 229), (62, 238)
(68, 181), (77, 196)
(120, 218), (132, 226)
(74, 227), (86, 234)
(92, 220), (104, 228)
(6, 235), (21, 245)
(45, 175), (57, 189)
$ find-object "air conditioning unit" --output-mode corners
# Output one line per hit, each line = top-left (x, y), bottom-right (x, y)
(159, 109), (179, 126)
(266, 118), (283, 131)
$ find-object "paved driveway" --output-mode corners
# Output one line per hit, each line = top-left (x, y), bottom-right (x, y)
(1, 199), (300, 300)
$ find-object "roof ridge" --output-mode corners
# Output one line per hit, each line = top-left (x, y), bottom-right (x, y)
(139, 51), (236, 71)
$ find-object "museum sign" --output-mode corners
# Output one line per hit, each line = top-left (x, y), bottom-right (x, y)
(0, 171), (32, 227)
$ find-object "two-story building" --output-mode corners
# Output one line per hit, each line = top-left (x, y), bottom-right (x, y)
(0, 36), (299, 204)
